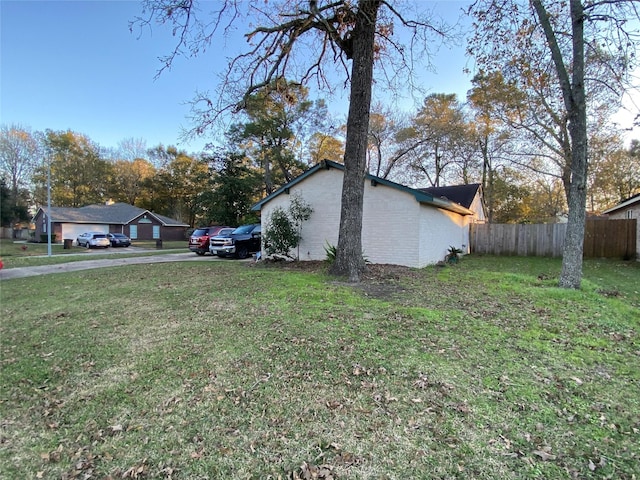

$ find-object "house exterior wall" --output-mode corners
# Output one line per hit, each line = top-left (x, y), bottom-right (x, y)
(362, 180), (421, 266)
(418, 208), (470, 266)
(126, 215), (187, 241)
(260, 167), (469, 268)
(32, 211), (71, 242)
(469, 194), (486, 223)
(264, 168), (343, 262)
(32, 210), (47, 241)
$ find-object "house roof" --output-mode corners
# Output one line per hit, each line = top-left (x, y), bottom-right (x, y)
(602, 193), (640, 214)
(419, 184), (481, 210)
(36, 203), (188, 227)
(251, 160), (474, 216)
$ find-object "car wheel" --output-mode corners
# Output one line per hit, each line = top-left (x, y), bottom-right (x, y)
(196, 251), (205, 256)
(86, 242), (91, 249)
(236, 246), (249, 259)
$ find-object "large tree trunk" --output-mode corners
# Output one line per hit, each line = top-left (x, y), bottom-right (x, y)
(329, 0), (380, 282)
(532, 0), (587, 289)
(559, 0), (587, 289)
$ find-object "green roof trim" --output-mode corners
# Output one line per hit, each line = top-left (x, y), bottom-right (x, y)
(251, 160), (474, 216)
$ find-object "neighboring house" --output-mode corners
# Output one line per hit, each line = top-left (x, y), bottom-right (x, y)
(419, 183), (487, 224)
(252, 160), (481, 268)
(33, 202), (189, 244)
(603, 193), (640, 258)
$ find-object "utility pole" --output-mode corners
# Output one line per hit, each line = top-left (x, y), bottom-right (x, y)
(47, 155), (52, 257)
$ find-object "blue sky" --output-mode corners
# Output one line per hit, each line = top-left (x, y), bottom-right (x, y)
(1, 1), (479, 154)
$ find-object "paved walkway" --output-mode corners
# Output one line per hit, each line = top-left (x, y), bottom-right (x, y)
(0, 252), (224, 280)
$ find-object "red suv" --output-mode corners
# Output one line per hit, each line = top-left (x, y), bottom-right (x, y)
(188, 226), (234, 255)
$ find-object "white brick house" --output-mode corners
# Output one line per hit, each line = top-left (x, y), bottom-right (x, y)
(252, 160), (481, 268)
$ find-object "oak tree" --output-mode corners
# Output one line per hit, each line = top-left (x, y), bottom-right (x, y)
(34, 130), (112, 208)
(134, 0), (448, 281)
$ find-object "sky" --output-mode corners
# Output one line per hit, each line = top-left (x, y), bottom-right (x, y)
(2, 1), (637, 156)
(1, 0), (477, 154)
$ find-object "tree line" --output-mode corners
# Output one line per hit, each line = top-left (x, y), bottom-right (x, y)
(2, 82), (637, 230)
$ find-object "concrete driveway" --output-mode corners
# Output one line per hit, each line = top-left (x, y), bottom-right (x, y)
(0, 252), (234, 281)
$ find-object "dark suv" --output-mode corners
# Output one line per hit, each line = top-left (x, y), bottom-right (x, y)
(209, 224), (261, 259)
(188, 226), (234, 255)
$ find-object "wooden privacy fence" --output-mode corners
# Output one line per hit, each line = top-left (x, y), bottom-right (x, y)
(470, 219), (637, 258)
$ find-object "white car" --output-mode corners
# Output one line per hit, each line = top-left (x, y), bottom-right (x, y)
(76, 232), (110, 249)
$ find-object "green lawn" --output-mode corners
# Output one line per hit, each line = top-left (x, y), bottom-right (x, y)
(1, 256), (638, 479)
(0, 238), (187, 269)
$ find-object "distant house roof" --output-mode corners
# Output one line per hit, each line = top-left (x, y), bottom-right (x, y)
(36, 203), (188, 227)
(252, 160), (474, 216)
(602, 193), (640, 214)
(418, 184), (482, 210)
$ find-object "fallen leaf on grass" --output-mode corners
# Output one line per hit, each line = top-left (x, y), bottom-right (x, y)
(413, 373), (432, 389)
(532, 448), (556, 461)
(588, 457), (606, 471)
(352, 364), (371, 376)
(122, 459), (148, 478)
(289, 462), (335, 480)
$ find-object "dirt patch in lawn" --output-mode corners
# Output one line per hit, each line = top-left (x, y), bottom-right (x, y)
(255, 260), (425, 301)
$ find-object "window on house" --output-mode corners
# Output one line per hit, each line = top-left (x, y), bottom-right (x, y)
(130, 225), (138, 239)
(152, 225), (160, 239)
(627, 210), (633, 219)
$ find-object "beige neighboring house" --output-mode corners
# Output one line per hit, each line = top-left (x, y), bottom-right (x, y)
(419, 183), (487, 224)
(252, 160), (485, 268)
(603, 193), (640, 259)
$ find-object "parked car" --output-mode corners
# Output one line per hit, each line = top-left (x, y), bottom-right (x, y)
(209, 224), (261, 259)
(188, 226), (234, 255)
(76, 232), (111, 249)
(106, 233), (131, 247)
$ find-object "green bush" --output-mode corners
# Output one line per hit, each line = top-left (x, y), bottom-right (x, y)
(262, 193), (313, 260)
(324, 242), (337, 264)
(263, 207), (299, 258)
(40, 234), (56, 243)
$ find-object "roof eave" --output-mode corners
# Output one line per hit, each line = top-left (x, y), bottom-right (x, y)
(252, 160), (333, 211)
(251, 159), (474, 216)
(603, 197), (640, 214)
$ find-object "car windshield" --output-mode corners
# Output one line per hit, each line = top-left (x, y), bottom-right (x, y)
(112, 234), (126, 238)
(231, 225), (255, 234)
(192, 229), (208, 236)
(94, 234), (106, 238)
